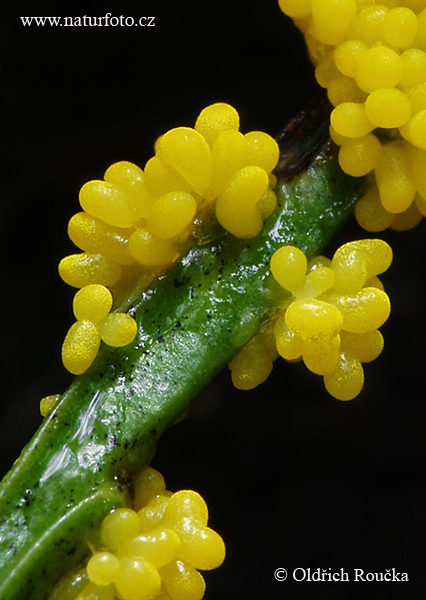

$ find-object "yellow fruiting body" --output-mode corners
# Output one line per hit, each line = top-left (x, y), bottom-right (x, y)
(73, 285), (113, 323)
(334, 39), (368, 78)
(159, 560), (205, 600)
(365, 88), (412, 129)
(302, 335), (341, 376)
(278, 0), (312, 18)
(356, 47), (403, 93)
(228, 322), (278, 390)
(399, 48), (426, 87)
(209, 130), (247, 197)
(114, 557), (161, 600)
(39, 394), (61, 418)
(270, 246), (307, 293)
(299, 266), (335, 298)
(375, 141), (416, 213)
(382, 7), (419, 47)
(58, 253), (122, 289)
(354, 186), (396, 231)
(257, 187), (278, 219)
(330, 102), (373, 137)
(68, 212), (135, 266)
(99, 313), (138, 347)
(128, 229), (178, 267)
(172, 523), (225, 571)
(215, 166), (270, 238)
(338, 133), (382, 177)
(285, 298), (344, 342)
(310, 0), (357, 46)
(119, 529), (181, 569)
(164, 491), (209, 528)
(144, 156), (192, 199)
(194, 102), (240, 146)
(406, 81), (426, 112)
(278, 0), (426, 231)
(230, 239), (392, 401)
(147, 192), (197, 239)
(138, 495), (170, 532)
(59, 103), (279, 375)
(331, 238), (393, 293)
(157, 127), (213, 192)
(228, 337), (274, 390)
(340, 330), (384, 362)
(402, 110), (426, 149)
(100, 509), (141, 551)
(133, 467), (167, 512)
(351, 6), (390, 45)
(328, 287), (391, 333)
(327, 75), (368, 106)
(244, 131), (280, 173)
(323, 351), (365, 401)
(75, 467), (224, 600)
(87, 552), (120, 586)
(273, 317), (304, 360)
(79, 180), (139, 229)
(61, 320), (101, 375)
(104, 161), (152, 220)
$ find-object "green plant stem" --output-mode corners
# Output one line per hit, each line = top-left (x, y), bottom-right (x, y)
(0, 109), (366, 600)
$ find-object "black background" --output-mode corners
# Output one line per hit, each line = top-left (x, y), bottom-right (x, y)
(1, 2), (426, 599)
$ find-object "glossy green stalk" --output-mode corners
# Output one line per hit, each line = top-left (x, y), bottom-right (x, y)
(0, 124), (366, 599)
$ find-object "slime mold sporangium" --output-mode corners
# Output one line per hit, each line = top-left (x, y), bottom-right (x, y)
(1, 1), (426, 598)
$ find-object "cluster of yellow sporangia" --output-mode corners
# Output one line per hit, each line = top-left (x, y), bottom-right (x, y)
(51, 467), (225, 600)
(229, 238), (392, 401)
(58, 103), (279, 375)
(278, 0), (426, 233)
